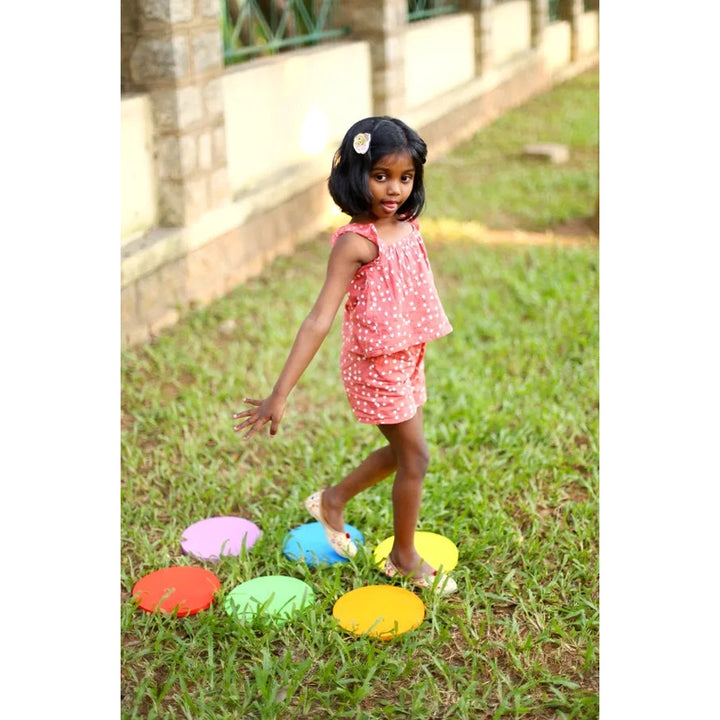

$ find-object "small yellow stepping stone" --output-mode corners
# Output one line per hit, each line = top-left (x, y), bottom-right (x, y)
(373, 531), (459, 573)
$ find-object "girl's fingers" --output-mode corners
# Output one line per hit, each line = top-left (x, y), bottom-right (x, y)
(233, 411), (258, 430)
(231, 398), (279, 438)
(232, 412), (272, 435)
(243, 416), (270, 440)
(243, 424), (261, 440)
(232, 399), (263, 419)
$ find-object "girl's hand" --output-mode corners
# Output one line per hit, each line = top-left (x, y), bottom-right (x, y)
(232, 395), (286, 440)
(230, 232), (369, 443)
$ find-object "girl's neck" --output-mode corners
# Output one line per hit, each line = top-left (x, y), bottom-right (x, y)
(353, 213), (405, 230)
(352, 213), (411, 244)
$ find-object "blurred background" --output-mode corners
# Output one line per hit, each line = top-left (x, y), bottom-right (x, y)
(121, 0), (599, 347)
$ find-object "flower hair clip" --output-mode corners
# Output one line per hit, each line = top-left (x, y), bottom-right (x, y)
(353, 133), (371, 155)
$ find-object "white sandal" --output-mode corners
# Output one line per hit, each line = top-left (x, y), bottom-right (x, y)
(383, 556), (458, 596)
(304, 490), (357, 558)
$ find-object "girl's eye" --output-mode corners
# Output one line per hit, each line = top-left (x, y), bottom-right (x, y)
(402, 175), (414, 183)
(374, 174), (386, 181)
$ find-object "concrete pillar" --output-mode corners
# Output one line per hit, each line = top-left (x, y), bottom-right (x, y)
(459, 0), (494, 76)
(338, 0), (408, 116)
(127, 0), (231, 227)
(121, 0), (141, 94)
(561, 0), (585, 61)
(530, 0), (548, 49)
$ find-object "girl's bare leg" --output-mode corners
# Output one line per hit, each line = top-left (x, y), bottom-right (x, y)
(319, 444), (397, 532)
(378, 409), (437, 577)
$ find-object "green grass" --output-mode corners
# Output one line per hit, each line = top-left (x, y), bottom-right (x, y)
(426, 70), (599, 230)
(122, 69), (598, 719)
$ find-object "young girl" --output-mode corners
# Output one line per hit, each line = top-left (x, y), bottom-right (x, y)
(232, 116), (457, 596)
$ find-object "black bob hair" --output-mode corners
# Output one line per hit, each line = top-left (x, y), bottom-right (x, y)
(328, 116), (428, 221)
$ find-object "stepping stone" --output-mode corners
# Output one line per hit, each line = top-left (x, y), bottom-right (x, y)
(180, 516), (261, 561)
(523, 142), (570, 164)
(333, 585), (425, 640)
(283, 522), (364, 567)
(132, 566), (221, 616)
(225, 575), (314, 625)
(373, 531), (458, 573)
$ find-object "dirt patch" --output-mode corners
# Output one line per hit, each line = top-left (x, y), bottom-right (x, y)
(551, 212), (599, 238)
(422, 217), (598, 248)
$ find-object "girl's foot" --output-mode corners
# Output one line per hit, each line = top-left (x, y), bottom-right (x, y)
(317, 487), (345, 532)
(383, 552), (458, 596)
(304, 489), (357, 558)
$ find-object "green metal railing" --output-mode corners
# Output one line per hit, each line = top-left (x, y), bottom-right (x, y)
(220, 0), (347, 65)
(220, 0), (582, 65)
(408, 0), (459, 22)
(548, 0), (561, 23)
(548, 0), (596, 23)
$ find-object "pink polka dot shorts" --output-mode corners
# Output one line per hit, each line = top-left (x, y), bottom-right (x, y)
(340, 343), (427, 425)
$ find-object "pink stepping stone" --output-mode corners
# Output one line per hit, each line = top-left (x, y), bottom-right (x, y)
(180, 516), (261, 561)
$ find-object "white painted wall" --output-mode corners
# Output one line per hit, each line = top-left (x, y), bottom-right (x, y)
(542, 21), (572, 71)
(579, 11), (599, 56)
(222, 42), (373, 196)
(121, 94), (158, 243)
(405, 14), (475, 108)
(492, 0), (532, 65)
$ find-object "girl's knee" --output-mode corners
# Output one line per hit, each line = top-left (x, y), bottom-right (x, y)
(401, 441), (429, 478)
(380, 415), (429, 476)
(417, 441), (430, 474)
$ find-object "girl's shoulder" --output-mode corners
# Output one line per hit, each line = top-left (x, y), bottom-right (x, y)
(330, 222), (379, 247)
(330, 217), (420, 247)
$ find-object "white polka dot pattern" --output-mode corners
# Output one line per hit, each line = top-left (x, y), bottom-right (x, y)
(330, 220), (453, 358)
(340, 343), (427, 425)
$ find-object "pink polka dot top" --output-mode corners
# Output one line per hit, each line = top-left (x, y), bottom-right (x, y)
(331, 219), (453, 358)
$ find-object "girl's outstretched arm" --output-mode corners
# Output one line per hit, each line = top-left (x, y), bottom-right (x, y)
(232, 232), (375, 440)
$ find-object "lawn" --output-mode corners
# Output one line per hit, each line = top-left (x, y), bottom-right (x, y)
(121, 69), (599, 719)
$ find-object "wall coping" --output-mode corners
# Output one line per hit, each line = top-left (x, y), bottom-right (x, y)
(121, 153), (331, 287)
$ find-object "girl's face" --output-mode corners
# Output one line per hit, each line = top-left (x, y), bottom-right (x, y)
(368, 151), (415, 220)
